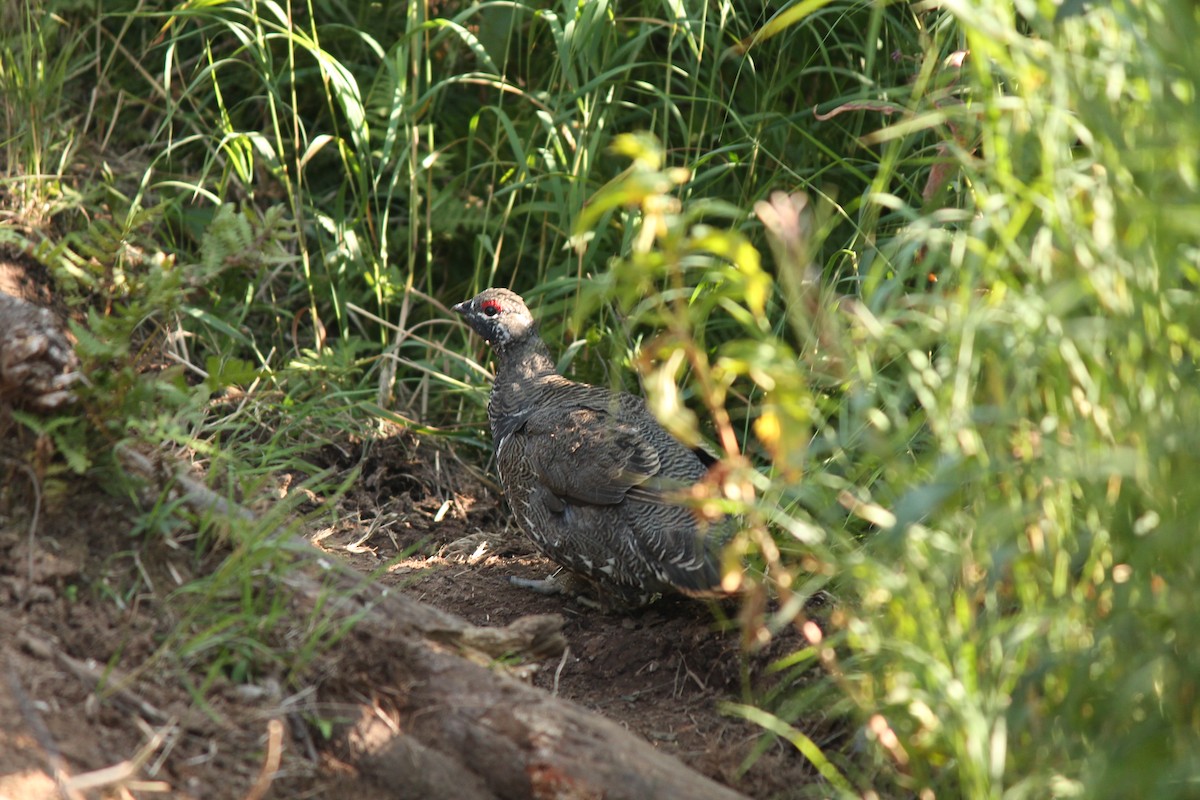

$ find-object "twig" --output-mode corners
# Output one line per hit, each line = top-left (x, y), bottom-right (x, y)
(673, 654), (707, 697)
(242, 719), (284, 800)
(116, 444), (255, 522)
(552, 645), (571, 697)
(684, 660), (708, 693)
(64, 718), (176, 793)
(17, 629), (170, 724)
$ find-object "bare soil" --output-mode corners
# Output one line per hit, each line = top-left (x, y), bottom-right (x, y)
(0, 476), (290, 800)
(0, 425), (834, 799)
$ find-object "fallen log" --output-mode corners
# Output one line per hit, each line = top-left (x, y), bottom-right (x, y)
(285, 562), (750, 800)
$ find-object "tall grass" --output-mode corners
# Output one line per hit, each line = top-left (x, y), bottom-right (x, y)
(595, 1), (1200, 797)
(4, 0), (1198, 796)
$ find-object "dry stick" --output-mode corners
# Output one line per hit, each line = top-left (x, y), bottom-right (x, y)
(17, 630), (170, 724)
(5, 649), (87, 800)
(116, 444), (255, 523)
(241, 719), (284, 800)
(552, 644), (571, 697)
(63, 720), (176, 795)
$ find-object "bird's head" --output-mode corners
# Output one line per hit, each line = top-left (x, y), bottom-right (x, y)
(452, 288), (537, 352)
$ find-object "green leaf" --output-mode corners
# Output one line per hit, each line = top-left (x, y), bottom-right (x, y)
(204, 356), (261, 393)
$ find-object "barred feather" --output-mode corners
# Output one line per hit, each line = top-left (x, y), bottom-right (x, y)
(454, 288), (730, 608)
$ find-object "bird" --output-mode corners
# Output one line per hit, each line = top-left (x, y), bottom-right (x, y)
(452, 287), (730, 609)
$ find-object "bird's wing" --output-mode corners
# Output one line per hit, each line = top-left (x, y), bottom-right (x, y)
(518, 402), (661, 506)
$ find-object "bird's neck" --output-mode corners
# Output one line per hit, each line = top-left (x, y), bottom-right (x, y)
(488, 335), (559, 439)
(494, 334), (558, 384)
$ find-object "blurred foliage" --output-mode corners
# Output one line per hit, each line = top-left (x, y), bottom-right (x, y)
(569, 1), (1200, 797)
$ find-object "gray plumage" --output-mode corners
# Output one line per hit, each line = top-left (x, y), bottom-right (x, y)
(453, 287), (728, 608)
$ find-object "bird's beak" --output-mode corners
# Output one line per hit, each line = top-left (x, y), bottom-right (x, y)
(451, 301), (467, 315)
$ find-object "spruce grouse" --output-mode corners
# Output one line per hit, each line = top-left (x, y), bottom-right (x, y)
(453, 287), (729, 608)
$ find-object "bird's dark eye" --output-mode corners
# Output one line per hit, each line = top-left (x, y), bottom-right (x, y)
(481, 300), (501, 317)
